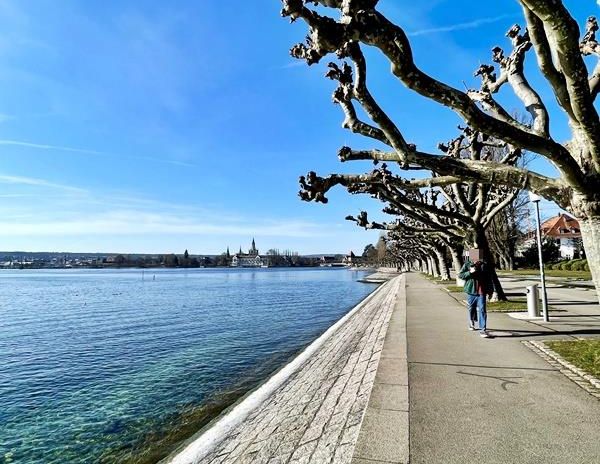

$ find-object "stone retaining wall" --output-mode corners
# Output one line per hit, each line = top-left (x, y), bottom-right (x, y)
(168, 275), (403, 464)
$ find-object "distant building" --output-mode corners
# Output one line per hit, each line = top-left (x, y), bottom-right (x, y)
(342, 251), (357, 266)
(231, 238), (266, 267)
(521, 213), (582, 259)
(320, 256), (336, 266)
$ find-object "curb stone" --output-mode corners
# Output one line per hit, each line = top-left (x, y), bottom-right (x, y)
(523, 340), (600, 400)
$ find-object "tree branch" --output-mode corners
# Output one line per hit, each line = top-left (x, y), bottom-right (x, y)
(519, 0), (600, 171)
(522, 5), (574, 118)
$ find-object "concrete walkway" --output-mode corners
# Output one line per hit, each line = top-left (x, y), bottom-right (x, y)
(406, 273), (600, 464)
(351, 275), (408, 464)
(498, 274), (600, 339)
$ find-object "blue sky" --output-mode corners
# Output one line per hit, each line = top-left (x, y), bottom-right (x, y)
(0, 0), (592, 254)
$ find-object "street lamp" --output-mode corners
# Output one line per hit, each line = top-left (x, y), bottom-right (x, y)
(529, 192), (550, 322)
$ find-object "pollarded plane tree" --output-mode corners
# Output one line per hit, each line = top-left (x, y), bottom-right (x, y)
(282, 1), (600, 302)
(346, 211), (455, 279)
(388, 234), (439, 274)
(345, 194), (462, 280)
(377, 228), (441, 275)
(300, 129), (521, 298)
(486, 189), (531, 271)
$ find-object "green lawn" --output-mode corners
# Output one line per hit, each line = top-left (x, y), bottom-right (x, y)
(499, 269), (592, 280)
(443, 286), (528, 311)
(445, 285), (464, 293)
(545, 340), (600, 378)
(487, 299), (527, 312)
(421, 273), (453, 284)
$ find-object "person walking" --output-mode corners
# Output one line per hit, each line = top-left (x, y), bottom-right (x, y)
(458, 256), (494, 338)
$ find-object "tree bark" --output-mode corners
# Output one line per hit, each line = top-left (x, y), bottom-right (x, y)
(579, 216), (600, 303)
(449, 245), (464, 286)
(434, 246), (450, 280)
(428, 255), (439, 277)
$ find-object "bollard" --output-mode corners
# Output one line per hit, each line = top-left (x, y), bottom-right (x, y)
(526, 285), (540, 318)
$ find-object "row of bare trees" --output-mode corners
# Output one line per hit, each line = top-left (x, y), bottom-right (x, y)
(282, 0), (600, 302)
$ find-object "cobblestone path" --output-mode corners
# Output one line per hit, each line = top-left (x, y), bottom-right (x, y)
(185, 275), (402, 464)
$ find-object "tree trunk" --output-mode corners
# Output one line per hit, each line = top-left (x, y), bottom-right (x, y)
(579, 216), (600, 303)
(428, 255), (440, 277)
(499, 254), (508, 271)
(434, 246), (450, 281)
(449, 245), (464, 286)
(506, 255), (515, 271)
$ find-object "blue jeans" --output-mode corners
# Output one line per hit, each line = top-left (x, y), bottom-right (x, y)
(467, 294), (487, 332)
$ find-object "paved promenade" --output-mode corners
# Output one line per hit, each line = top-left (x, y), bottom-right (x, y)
(407, 273), (600, 464)
(169, 275), (403, 464)
(168, 272), (600, 464)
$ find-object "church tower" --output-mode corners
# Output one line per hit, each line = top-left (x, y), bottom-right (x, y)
(250, 238), (258, 256)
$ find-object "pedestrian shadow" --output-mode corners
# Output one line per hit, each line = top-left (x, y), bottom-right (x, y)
(548, 301), (600, 306)
(548, 314), (600, 318)
(411, 361), (554, 372)
(489, 328), (600, 338)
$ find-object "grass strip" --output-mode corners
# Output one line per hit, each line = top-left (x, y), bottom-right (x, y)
(487, 300), (527, 312)
(499, 269), (592, 280)
(445, 285), (464, 293)
(545, 340), (600, 378)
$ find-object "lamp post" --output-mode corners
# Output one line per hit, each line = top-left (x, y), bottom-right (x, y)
(529, 192), (550, 322)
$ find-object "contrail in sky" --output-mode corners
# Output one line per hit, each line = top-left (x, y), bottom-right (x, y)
(0, 174), (86, 192)
(409, 14), (516, 37)
(0, 139), (103, 155)
(0, 139), (197, 168)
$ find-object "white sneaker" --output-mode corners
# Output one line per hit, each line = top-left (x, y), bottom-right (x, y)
(480, 331), (491, 338)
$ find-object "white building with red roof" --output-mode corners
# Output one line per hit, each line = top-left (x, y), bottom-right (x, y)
(521, 213), (583, 259)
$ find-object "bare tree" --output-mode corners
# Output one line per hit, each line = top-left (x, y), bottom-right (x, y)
(282, 1), (600, 301)
(305, 130), (521, 298)
(487, 190), (530, 270)
(348, 212), (453, 279)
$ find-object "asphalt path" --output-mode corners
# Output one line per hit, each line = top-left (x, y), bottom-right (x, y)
(407, 273), (600, 464)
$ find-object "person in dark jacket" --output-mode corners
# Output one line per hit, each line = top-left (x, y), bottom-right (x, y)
(458, 258), (494, 338)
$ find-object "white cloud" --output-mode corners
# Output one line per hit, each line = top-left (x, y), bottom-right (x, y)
(408, 14), (516, 37)
(0, 210), (328, 238)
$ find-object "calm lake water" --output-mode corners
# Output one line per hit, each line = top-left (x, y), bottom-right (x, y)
(0, 267), (375, 464)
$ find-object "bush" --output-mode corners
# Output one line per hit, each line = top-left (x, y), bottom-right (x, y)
(584, 261), (590, 272)
(519, 240), (561, 268)
(571, 259), (587, 271)
(561, 261), (573, 271)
